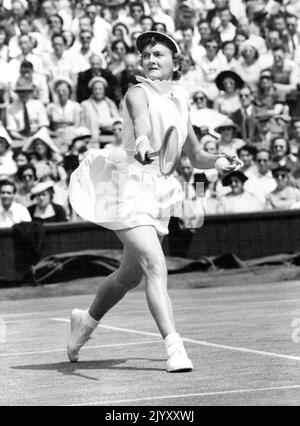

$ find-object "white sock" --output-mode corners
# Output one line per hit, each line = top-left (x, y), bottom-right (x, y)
(83, 310), (99, 330)
(164, 332), (186, 357)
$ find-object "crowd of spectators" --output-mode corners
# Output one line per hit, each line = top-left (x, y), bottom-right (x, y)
(1, 0), (300, 229)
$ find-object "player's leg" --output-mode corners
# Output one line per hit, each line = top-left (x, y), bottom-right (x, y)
(117, 225), (193, 372)
(67, 247), (144, 362)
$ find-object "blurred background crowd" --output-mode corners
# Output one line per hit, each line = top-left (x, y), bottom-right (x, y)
(1, 0), (300, 229)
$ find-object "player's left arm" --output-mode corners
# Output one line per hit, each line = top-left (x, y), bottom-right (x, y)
(183, 115), (239, 171)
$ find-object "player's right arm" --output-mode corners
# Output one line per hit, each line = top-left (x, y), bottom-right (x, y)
(125, 86), (153, 164)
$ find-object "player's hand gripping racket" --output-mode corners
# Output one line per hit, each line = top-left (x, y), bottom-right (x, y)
(146, 126), (181, 177)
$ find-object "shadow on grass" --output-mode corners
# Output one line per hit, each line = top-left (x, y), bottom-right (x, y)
(11, 358), (165, 381)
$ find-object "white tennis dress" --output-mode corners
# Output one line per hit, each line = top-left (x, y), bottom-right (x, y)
(69, 76), (189, 235)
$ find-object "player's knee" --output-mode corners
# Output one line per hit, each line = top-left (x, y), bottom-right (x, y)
(142, 253), (167, 280)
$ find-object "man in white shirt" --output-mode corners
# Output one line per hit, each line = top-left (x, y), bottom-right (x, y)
(6, 79), (49, 142)
(0, 179), (31, 228)
(244, 149), (277, 205)
(43, 33), (75, 87)
(9, 33), (44, 82)
(217, 6), (237, 42)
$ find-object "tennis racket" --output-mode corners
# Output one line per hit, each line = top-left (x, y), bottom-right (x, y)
(146, 126), (181, 177)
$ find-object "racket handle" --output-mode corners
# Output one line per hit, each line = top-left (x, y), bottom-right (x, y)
(146, 151), (159, 160)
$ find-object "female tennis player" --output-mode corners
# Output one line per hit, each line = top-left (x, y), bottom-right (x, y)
(68, 31), (240, 373)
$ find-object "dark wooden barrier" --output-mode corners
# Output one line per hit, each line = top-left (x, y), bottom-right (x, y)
(0, 210), (299, 283)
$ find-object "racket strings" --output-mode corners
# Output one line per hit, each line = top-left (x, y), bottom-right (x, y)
(160, 128), (181, 177)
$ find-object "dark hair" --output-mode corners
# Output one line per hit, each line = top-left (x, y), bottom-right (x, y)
(13, 150), (30, 163)
(20, 59), (34, 70)
(140, 36), (183, 81)
(152, 22), (167, 33)
(47, 13), (64, 27)
(0, 179), (16, 193)
(111, 39), (129, 53)
(237, 144), (257, 158)
(112, 22), (129, 36)
(272, 44), (285, 53)
(51, 33), (67, 45)
(17, 164), (37, 181)
(140, 14), (154, 25)
(222, 40), (238, 57)
(181, 25), (194, 33)
(0, 25), (9, 45)
(204, 36), (220, 50)
(270, 136), (290, 155)
(130, 1), (144, 12)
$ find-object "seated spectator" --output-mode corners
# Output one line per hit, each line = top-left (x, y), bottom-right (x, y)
(0, 81), (9, 126)
(177, 52), (203, 100)
(196, 37), (227, 101)
(47, 77), (82, 148)
(232, 85), (260, 143)
(0, 179), (31, 228)
(216, 5), (237, 42)
(16, 60), (49, 105)
(214, 70), (243, 116)
(237, 145), (258, 178)
(42, 33), (75, 93)
(265, 166), (300, 210)
(23, 127), (67, 185)
(69, 28), (104, 74)
(29, 181), (67, 223)
(108, 39), (129, 76)
(8, 16), (51, 59)
(255, 114), (279, 151)
(270, 136), (298, 174)
(0, 126), (17, 178)
(222, 40), (239, 69)
(6, 79), (49, 143)
(0, 25), (9, 62)
(271, 45), (299, 97)
(140, 15), (154, 33)
(244, 149), (277, 205)
(76, 53), (120, 104)
(8, 34), (44, 82)
(81, 77), (120, 141)
(219, 171), (264, 214)
(235, 40), (263, 90)
(255, 69), (287, 115)
(290, 120), (300, 158)
(15, 164), (37, 207)
(215, 118), (244, 156)
(13, 149), (28, 168)
(104, 118), (123, 150)
(64, 127), (92, 179)
(116, 52), (141, 96)
(189, 87), (228, 135)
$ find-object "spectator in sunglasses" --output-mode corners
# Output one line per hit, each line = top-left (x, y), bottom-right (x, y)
(270, 136), (298, 174)
(265, 166), (300, 210)
(15, 164), (37, 207)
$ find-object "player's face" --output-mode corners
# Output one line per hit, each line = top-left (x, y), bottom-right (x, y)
(141, 43), (178, 81)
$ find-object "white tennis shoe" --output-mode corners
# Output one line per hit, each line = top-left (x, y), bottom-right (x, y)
(167, 347), (193, 373)
(165, 334), (193, 373)
(67, 309), (93, 362)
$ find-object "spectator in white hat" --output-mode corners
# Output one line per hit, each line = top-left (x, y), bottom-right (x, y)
(235, 39), (263, 89)
(47, 77), (82, 147)
(29, 180), (67, 223)
(81, 76), (119, 141)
